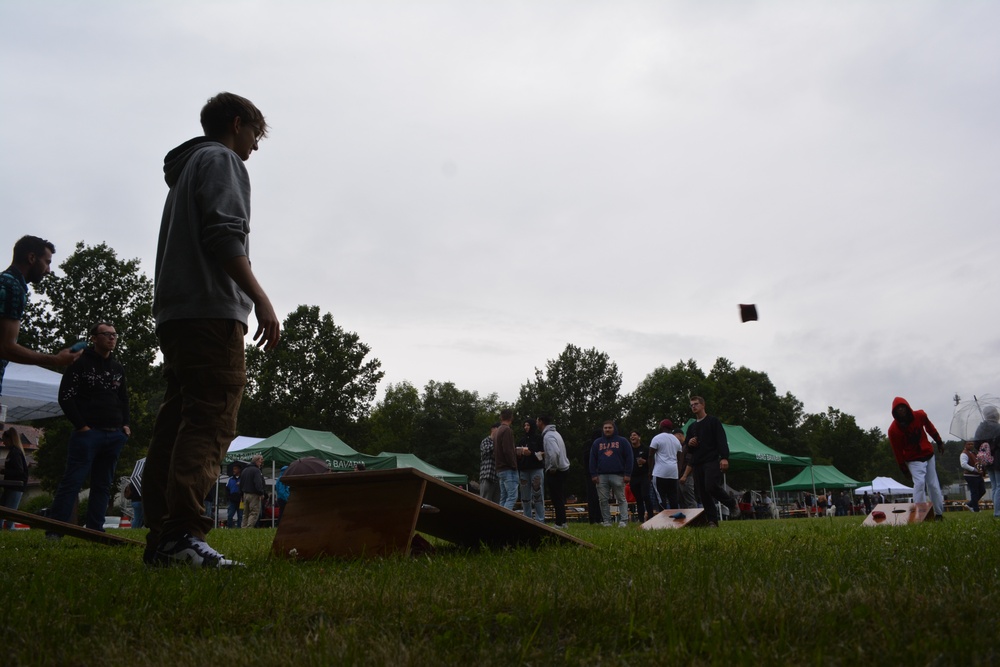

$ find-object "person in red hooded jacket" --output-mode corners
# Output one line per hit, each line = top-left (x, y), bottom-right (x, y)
(887, 397), (945, 519)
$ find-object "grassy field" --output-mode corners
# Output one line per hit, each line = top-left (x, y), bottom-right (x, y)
(0, 512), (996, 666)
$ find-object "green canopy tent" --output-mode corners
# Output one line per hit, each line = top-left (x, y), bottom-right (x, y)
(682, 420), (811, 517)
(378, 451), (469, 486)
(224, 426), (397, 471)
(774, 465), (860, 492)
(222, 427), (397, 527)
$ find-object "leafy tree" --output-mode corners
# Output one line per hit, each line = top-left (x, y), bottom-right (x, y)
(414, 381), (502, 476)
(622, 360), (710, 434)
(706, 357), (802, 455)
(21, 242), (158, 490)
(517, 344), (623, 497)
(367, 381), (422, 454)
(20, 242), (157, 384)
(795, 408), (881, 481)
(238, 305), (384, 442)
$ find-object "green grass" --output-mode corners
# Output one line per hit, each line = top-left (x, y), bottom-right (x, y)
(1, 514), (997, 666)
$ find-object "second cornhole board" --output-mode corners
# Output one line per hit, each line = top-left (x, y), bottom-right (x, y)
(273, 467), (594, 560)
(862, 502), (934, 527)
(641, 508), (707, 530)
(0, 506), (144, 547)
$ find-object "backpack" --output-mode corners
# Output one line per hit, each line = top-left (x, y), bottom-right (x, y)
(978, 441), (994, 470)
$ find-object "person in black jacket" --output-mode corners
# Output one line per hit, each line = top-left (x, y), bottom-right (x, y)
(678, 396), (739, 527)
(48, 322), (130, 532)
(1, 427), (28, 528)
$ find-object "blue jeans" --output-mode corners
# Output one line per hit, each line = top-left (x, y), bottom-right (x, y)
(50, 428), (128, 531)
(597, 473), (628, 525)
(519, 468), (545, 522)
(131, 500), (144, 529)
(498, 469), (519, 510)
(989, 468), (1000, 517)
(1, 488), (24, 529)
(227, 500), (242, 528)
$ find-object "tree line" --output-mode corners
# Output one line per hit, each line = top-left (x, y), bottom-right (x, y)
(20, 242), (965, 499)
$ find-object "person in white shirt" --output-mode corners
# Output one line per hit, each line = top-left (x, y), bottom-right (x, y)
(648, 419), (683, 511)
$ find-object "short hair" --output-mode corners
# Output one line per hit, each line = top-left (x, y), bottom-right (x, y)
(602, 420), (615, 427)
(629, 429), (640, 437)
(536, 415), (552, 426)
(690, 396), (705, 405)
(200, 92), (269, 140)
(491, 422), (501, 429)
(12, 235), (55, 264)
(252, 454), (264, 464)
(500, 408), (513, 421)
(89, 321), (115, 336)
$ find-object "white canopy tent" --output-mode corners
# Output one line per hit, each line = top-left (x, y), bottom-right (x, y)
(1, 362), (63, 421)
(853, 476), (914, 496)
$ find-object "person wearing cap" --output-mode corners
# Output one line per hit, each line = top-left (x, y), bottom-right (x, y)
(887, 397), (944, 519)
(648, 419), (683, 512)
(240, 454), (266, 528)
(679, 396), (740, 527)
(0, 235), (81, 405)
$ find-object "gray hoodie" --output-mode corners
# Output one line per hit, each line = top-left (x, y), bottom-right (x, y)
(153, 138), (254, 327)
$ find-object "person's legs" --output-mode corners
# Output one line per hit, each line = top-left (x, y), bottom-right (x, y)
(131, 500), (144, 528)
(990, 468), (1000, 517)
(693, 464), (719, 523)
(226, 500), (238, 528)
(630, 477), (648, 521)
(547, 469), (567, 525)
(681, 476), (697, 509)
(967, 475), (985, 511)
(907, 459), (928, 504)
(656, 476), (681, 511)
(596, 475), (612, 525)
(498, 469), (519, 510)
(528, 468), (545, 522)
(84, 430), (127, 531)
(1, 489), (24, 529)
(49, 429), (99, 525)
(518, 470), (531, 517)
(607, 474), (628, 525)
(922, 455), (944, 515)
(242, 495), (261, 528)
(152, 320), (246, 546)
(479, 478), (500, 504)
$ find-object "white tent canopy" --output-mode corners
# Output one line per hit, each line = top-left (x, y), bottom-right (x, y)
(853, 476), (914, 496)
(1, 361), (63, 421)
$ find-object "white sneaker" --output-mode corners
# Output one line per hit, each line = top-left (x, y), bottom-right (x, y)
(618, 521), (628, 528)
(157, 533), (242, 568)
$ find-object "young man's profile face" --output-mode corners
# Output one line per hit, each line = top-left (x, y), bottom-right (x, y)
(26, 249), (53, 284)
(232, 117), (262, 161)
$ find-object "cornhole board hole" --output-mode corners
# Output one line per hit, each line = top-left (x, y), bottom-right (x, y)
(0, 506), (144, 547)
(862, 502), (933, 527)
(273, 467), (594, 560)
(641, 508), (707, 530)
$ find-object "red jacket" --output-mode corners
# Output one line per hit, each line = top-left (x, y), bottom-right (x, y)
(887, 397), (941, 466)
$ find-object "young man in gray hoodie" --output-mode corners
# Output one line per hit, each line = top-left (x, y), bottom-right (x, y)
(144, 92), (281, 568)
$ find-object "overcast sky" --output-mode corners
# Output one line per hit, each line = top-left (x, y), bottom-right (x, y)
(3, 1), (998, 435)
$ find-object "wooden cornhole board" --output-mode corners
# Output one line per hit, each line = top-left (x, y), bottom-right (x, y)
(0, 506), (144, 547)
(273, 467), (594, 560)
(641, 508), (707, 530)
(862, 502), (933, 527)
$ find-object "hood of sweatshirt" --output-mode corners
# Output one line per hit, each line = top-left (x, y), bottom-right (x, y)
(163, 137), (219, 187)
(891, 397), (913, 424)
